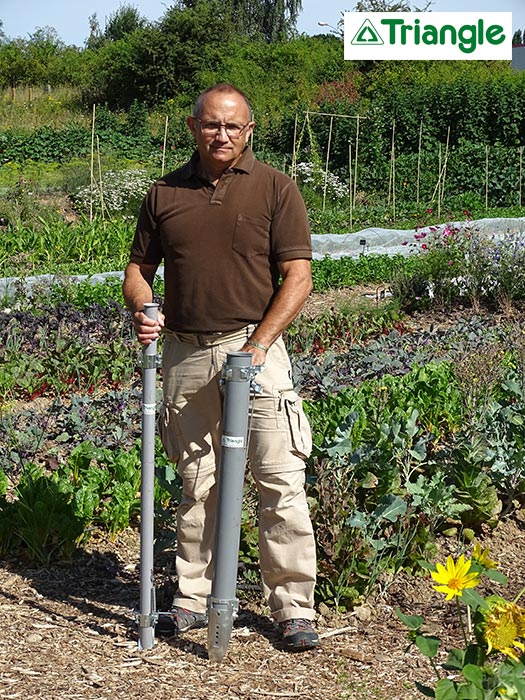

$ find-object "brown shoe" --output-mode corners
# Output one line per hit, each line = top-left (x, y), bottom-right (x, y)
(278, 618), (319, 651)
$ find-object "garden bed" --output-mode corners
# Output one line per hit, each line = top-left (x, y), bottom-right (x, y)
(1, 290), (525, 698)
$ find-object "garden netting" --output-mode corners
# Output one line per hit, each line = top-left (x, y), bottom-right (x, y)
(2, 217), (525, 301)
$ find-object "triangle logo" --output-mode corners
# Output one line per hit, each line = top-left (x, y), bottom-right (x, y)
(351, 19), (384, 45)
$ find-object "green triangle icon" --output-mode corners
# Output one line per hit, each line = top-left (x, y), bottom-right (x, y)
(351, 19), (384, 45)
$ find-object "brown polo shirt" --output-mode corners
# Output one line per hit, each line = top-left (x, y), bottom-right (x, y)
(129, 147), (312, 332)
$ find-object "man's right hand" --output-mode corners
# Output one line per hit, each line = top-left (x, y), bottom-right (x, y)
(132, 309), (165, 345)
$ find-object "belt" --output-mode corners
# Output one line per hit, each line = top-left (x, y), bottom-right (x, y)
(163, 325), (255, 347)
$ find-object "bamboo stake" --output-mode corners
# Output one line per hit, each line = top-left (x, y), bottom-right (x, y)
(291, 113), (298, 181)
(90, 104), (96, 224)
(437, 143), (442, 220)
(485, 145), (489, 211)
(161, 115), (169, 176)
(95, 135), (106, 219)
(348, 141), (353, 229)
(322, 115), (334, 212)
(518, 146), (523, 207)
(441, 126), (450, 211)
(353, 115), (360, 208)
(388, 120), (395, 206)
(416, 120), (423, 204)
(391, 120), (396, 223)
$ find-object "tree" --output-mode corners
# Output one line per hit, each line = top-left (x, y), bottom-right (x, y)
(26, 27), (65, 87)
(85, 0), (235, 108)
(0, 39), (30, 91)
(512, 29), (523, 47)
(86, 14), (104, 50)
(353, 0), (432, 11)
(104, 5), (147, 41)
(225, 0), (303, 42)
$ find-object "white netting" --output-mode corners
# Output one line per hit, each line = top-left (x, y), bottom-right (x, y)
(2, 218), (525, 300)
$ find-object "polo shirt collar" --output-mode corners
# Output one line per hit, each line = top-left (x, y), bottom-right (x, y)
(182, 146), (256, 180)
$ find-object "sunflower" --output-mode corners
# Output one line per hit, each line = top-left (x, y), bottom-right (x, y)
(478, 596), (525, 663)
(472, 542), (498, 570)
(431, 554), (481, 600)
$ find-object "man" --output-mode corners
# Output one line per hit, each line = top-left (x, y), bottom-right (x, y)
(122, 83), (318, 652)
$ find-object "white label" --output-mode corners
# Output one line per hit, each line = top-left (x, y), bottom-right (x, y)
(344, 13), (513, 61)
(222, 435), (245, 449)
(143, 404), (156, 415)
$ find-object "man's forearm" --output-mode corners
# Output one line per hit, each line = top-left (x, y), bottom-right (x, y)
(122, 262), (155, 313)
(248, 261), (312, 349)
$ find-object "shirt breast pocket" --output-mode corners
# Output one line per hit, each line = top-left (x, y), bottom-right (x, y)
(232, 214), (270, 258)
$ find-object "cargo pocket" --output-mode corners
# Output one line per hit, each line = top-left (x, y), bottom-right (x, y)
(282, 390), (312, 459)
(157, 401), (181, 464)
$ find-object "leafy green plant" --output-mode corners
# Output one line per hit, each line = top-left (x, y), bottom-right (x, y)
(0, 439), (177, 564)
(0, 462), (89, 565)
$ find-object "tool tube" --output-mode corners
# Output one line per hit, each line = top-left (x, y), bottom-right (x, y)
(207, 351), (253, 662)
(138, 302), (159, 650)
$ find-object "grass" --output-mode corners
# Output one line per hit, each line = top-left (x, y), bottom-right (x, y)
(0, 86), (88, 131)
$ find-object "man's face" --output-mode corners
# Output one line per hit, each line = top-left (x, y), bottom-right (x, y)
(187, 90), (254, 175)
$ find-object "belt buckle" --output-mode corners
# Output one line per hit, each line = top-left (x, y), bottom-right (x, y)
(197, 332), (219, 346)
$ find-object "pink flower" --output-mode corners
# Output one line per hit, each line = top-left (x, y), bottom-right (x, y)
(402, 241), (408, 246)
(421, 244), (428, 250)
(447, 260), (454, 266)
(426, 208), (433, 213)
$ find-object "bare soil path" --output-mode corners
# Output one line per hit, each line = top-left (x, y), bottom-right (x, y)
(1, 514), (524, 700)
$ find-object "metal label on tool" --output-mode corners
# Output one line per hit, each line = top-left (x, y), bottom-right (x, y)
(221, 435), (245, 448)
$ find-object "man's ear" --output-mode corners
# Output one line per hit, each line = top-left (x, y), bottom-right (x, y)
(186, 115), (196, 137)
(245, 121), (255, 142)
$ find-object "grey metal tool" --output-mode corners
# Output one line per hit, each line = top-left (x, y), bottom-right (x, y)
(207, 351), (261, 663)
(137, 302), (159, 651)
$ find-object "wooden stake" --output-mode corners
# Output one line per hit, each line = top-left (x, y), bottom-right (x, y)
(441, 126), (450, 210)
(161, 115), (169, 176)
(291, 113), (298, 181)
(96, 134), (106, 219)
(518, 146), (523, 207)
(416, 120), (423, 204)
(348, 141), (353, 229)
(322, 115), (334, 212)
(485, 145), (489, 211)
(90, 104), (96, 224)
(391, 120), (396, 223)
(437, 143), (442, 219)
(353, 115), (360, 208)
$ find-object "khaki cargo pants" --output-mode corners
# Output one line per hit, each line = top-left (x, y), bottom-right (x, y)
(158, 326), (316, 623)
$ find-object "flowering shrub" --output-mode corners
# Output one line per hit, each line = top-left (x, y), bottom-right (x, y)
(393, 220), (525, 312)
(295, 161), (349, 204)
(397, 546), (525, 699)
(72, 169), (153, 218)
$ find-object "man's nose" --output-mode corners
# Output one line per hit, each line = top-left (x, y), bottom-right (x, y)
(214, 125), (230, 140)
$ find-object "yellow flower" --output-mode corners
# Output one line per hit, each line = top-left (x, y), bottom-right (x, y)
(431, 554), (481, 600)
(480, 597), (525, 663)
(472, 542), (498, 570)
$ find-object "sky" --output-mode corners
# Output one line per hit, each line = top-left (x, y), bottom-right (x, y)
(1, 0), (524, 45)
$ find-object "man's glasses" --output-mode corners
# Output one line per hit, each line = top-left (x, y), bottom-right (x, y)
(194, 118), (250, 139)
